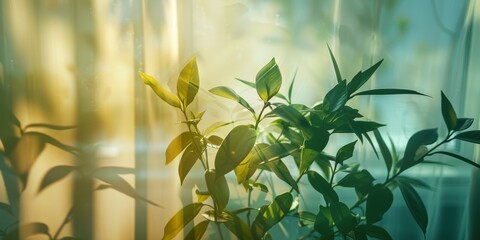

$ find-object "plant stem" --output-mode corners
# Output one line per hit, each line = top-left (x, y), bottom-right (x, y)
(181, 110), (208, 170)
(254, 102), (269, 130)
(53, 207), (73, 240)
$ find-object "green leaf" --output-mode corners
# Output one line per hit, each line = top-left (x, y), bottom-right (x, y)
(255, 58), (282, 101)
(401, 129), (438, 171)
(337, 169), (374, 188)
(335, 140), (357, 164)
(246, 180), (269, 193)
(357, 225), (393, 240)
(39, 165), (76, 192)
(265, 159), (299, 193)
(178, 144), (199, 185)
(235, 78), (256, 88)
(314, 206), (333, 235)
(333, 121), (385, 134)
(184, 221), (209, 240)
(177, 56), (200, 107)
(270, 105), (310, 130)
(299, 148), (321, 174)
(324, 80), (348, 112)
(297, 211), (316, 228)
(251, 192), (293, 239)
(347, 59), (383, 96)
(330, 202), (356, 234)
(139, 71), (181, 108)
(454, 118), (474, 131)
(440, 91), (457, 132)
(224, 211), (253, 240)
(166, 132), (193, 165)
(398, 181), (428, 235)
(205, 170), (230, 212)
(288, 69), (298, 103)
(351, 88), (428, 98)
(366, 184), (393, 224)
(373, 129), (393, 174)
(396, 176), (432, 190)
(304, 127), (330, 152)
(20, 222), (51, 238)
(327, 45), (342, 83)
(307, 170), (339, 203)
(93, 167), (160, 207)
(454, 130), (480, 144)
(215, 125), (257, 176)
(207, 135), (223, 147)
(163, 203), (203, 240)
(209, 86), (256, 115)
(433, 151), (480, 168)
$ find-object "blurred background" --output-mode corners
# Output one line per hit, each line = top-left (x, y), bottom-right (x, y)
(0, 0), (479, 239)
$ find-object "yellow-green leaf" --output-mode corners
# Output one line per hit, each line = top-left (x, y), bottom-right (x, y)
(165, 132), (193, 165)
(139, 71), (181, 108)
(177, 57), (200, 107)
(255, 58), (282, 101)
(163, 203), (203, 240)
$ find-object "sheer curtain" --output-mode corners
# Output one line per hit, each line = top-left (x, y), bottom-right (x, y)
(0, 0), (479, 239)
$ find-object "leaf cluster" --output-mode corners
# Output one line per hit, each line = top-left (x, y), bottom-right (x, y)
(141, 50), (480, 240)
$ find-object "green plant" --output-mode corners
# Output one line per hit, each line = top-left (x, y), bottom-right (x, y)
(0, 83), (159, 240)
(140, 49), (480, 240)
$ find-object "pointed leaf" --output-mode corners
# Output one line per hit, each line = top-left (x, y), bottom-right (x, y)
(270, 105), (310, 130)
(401, 129), (438, 171)
(347, 59), (383, 96)
(163, 203), (203, 240)
(287, 69), (298, 103)
(184, 221), (209, 240)
(433, 151), (480, 168)
(304, 128), (330, 152)
(139, 71), (181, 108)
(255, 58), (282, 101)
(215, 125), (257, 176)
(177, 56), (200, 107)
(357, 225), (393, 240)
(224, 211), (253, 239)
(265, 159), (299, 193)
(335, 140), (357, 164)
(398, 181), (428, 235)
(454, 130), (480, 144)
(455, 118), (474, 131)
(94, 173), (160, 207)
(351, 89), (428, 98)
(39, 165), (76, 192)
(307, 170), (339, 203)
(327, 45), (342, 83)
(314, 206), (333, 235)
(441, 91), (457, 132)
(324, 80), (348, 112)
(337, 169), (374, 188)
(205, 170), (229, 212)
(396, 176), (432, 190)
(366, 184), (393, 224)
(166, 132), (193, 165)
(235, 78), (256, 88)
(209, 86), (255, 115)
(251, 192), (293, 239)
(374, 129), (392, 173)
(179, 144), (199, 184)
(330, 202), (356, 234)
(299, 148), (321, 174)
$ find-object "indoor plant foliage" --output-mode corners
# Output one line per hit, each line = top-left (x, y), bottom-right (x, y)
(140, 50), (480, 240)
